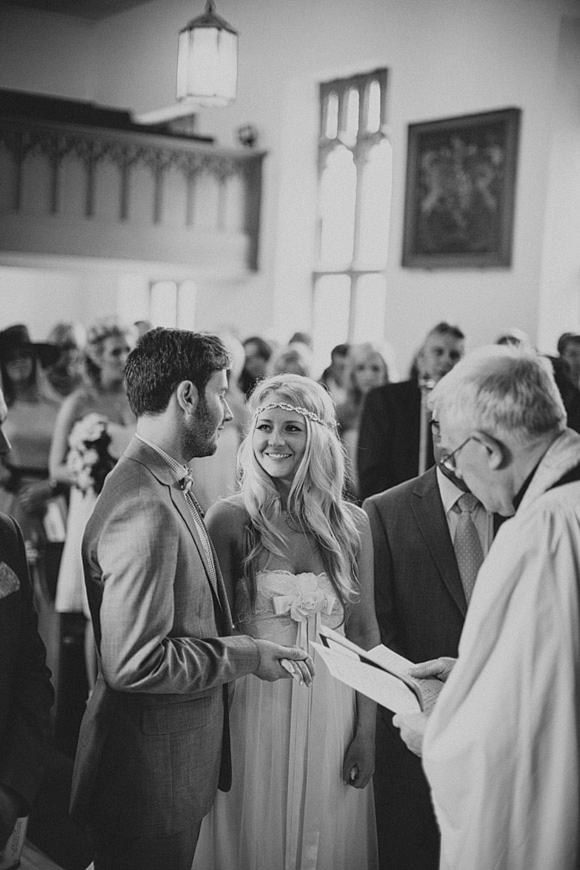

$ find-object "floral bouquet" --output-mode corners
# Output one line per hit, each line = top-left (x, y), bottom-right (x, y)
(67, 412), (117, 495)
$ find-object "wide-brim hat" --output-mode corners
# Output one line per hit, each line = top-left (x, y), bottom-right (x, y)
(0, 324), (61, 368)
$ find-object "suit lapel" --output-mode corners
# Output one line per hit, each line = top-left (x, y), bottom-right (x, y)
(125, 438), (225, 612)
(412, 467), (467, 617)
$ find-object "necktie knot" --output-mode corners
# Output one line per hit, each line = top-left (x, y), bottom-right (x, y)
(457, 492), (479, 514)
(180, 468), (195, 494)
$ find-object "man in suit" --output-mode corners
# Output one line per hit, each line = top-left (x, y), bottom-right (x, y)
(363, 416), (493, 870)
(358, 322), (465, 500)
(71, 328), (314, 870)
(0, 390), (54, 855)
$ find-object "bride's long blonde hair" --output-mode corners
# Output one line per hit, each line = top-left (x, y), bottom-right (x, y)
(238, 374), (361, 610)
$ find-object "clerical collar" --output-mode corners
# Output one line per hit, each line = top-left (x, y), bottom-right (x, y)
(512, 462), (540, 512)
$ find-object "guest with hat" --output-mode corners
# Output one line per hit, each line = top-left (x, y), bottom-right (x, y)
(0, 325), (64, 564)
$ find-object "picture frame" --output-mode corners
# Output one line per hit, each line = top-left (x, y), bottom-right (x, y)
(402, 108), (521, 269)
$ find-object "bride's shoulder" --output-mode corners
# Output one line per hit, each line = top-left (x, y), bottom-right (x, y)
(206, 494), (247, 537)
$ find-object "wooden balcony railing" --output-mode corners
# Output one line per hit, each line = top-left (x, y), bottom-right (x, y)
(0, 110), (265, 274)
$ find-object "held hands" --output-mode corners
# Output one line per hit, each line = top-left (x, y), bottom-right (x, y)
(253, 638), (314, 687)
(407, 656), (456, 682)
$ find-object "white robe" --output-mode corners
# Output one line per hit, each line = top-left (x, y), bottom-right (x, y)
(423, 428), (580, 870)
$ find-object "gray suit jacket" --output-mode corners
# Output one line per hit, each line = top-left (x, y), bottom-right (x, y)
(71, 437), (259, 838)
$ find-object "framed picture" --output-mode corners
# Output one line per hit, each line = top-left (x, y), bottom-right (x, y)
(402, 108), (521, 268)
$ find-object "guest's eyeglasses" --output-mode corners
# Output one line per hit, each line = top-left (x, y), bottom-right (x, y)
(439, 435), (478, 474)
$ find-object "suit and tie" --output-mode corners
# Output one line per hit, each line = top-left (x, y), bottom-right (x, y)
(364, 465), (492, 870)
(71, 437), (260, 868)
(358, 380), (435, 501)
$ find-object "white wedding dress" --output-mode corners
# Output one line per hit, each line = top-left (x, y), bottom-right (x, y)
(193, 570), (378, 870)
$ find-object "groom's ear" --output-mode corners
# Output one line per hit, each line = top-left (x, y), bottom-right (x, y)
(175, 380), (199, 414)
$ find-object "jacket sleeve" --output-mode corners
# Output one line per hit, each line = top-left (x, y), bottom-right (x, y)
(0, 517), (54, 811)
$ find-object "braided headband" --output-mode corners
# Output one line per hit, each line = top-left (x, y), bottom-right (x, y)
(254, 401), (332, 428)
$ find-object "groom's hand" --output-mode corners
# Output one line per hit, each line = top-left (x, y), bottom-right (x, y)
(253, 639), (314, 686)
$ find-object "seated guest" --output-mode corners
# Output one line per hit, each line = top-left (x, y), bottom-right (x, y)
(336, 342), (390, 498)
(394, 345), (580, 870)
(357, 322), (465, 500)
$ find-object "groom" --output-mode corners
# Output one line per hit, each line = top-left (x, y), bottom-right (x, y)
(71, 328), (314, 870)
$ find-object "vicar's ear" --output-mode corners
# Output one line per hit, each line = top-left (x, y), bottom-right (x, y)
(475, 431), (507, 470)
(175, 380), (199, 413)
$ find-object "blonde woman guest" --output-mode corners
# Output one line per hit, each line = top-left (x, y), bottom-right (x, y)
(336, 343), (390, 498)
(191, 333), (251, 511)
(194, 374), (379, 870)
(50, 317), (135, 686)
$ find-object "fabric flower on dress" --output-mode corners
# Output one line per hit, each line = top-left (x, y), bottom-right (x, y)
(274, 573), (336, 623)
(66, 413), (117, 495)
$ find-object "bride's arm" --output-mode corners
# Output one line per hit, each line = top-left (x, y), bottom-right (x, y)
(343, 508), (381, 789)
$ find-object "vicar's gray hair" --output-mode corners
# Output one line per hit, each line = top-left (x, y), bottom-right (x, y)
(428, 345), (567, 444)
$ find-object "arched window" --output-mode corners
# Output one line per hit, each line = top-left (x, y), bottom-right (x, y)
(314, 69), (390, 371)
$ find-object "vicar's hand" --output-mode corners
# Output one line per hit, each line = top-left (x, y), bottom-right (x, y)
(253, 639), (314, 686)
(408, 656), (456, 682)
(0, 785), (22, 851)
(392, 711), (429, 758)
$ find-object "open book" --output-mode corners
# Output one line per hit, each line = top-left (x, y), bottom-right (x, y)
(311, 626), (444, 715)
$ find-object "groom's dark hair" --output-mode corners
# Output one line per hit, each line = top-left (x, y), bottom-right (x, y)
(125, 327), (231, 416)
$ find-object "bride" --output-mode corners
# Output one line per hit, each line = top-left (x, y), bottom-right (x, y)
(194, 373), (379, 870)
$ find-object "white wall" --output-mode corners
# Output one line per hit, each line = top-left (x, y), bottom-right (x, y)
(0, 0), (578, 372)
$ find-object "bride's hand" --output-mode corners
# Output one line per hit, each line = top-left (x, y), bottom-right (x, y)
(342, 730), (375, 789)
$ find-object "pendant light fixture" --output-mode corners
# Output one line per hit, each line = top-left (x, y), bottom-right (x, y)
(176, 0), (238, 108)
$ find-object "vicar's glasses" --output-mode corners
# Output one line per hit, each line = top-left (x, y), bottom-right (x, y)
(439, 435), (478, 474)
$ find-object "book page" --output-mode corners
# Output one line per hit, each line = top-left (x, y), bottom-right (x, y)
(315, 626), (444, 713)
(311, 641), (422, 714)
(367, 644), (443, 713)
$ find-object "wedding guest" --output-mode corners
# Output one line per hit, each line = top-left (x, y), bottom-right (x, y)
(319, 343), (350, 404)
(194, 373), (380, 870)
(336, 342), (390, 498)
(268, 342), (312, 378)
(557, 331), (580, 389)
(0, 388), (54, 857)
(0, 325), (63, 564)
(238, 335), (272, 396)
(45, 321), (87, 399)
(191, 332), (251, 511)
(70, 329), (312, 870)
(358, 322), (465, 499)
(49, 317), (135, 688)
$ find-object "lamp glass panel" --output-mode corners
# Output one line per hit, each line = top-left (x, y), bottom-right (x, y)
(177, 27), (237, 104)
